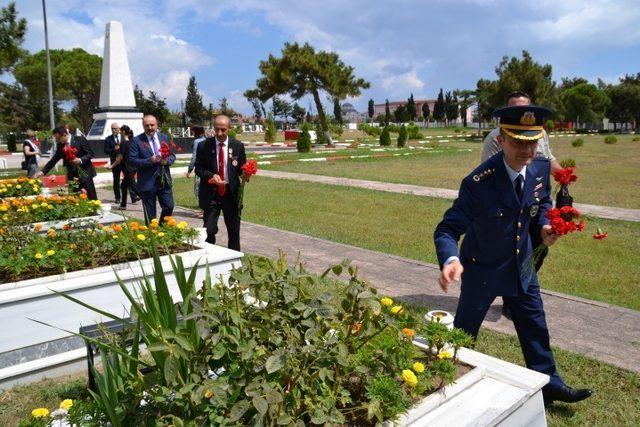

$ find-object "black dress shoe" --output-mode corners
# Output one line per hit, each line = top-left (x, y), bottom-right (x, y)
(543, 386), (592, 406)
(115, 198), (121, 204)
(119, 205), (127, 210)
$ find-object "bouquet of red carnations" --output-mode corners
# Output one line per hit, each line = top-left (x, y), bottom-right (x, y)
(238, 159), (258, 210)
(158, 141), (172, 188)
(62, 145), (87, 180)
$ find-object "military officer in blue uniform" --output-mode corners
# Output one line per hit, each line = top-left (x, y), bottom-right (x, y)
(434, 105), (592, 406)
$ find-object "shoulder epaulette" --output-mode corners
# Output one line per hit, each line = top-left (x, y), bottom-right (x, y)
(472, 167), (496, 182)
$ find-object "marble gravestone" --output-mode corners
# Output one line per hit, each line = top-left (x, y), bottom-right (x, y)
(87, 21), (143, 140)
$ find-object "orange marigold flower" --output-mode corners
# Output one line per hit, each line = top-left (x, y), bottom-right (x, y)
(33, 224), (42, 232)
(79, 193), (88, 199)
(401, 328), (415, 338)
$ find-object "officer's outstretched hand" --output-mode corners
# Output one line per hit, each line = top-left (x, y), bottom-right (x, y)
(541, 225), (559, 247)
(439, 260), (463, 293)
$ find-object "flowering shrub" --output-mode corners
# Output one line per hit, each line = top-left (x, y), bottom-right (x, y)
(42, 253), (472, 426)
(0, 177), (42, 198)
(0, 193), (101, 227)
(0, 217), (197, 283)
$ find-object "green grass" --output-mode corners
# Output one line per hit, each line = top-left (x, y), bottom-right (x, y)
(173, 176), (640, 311)
(1, 255), (638, 427)
(260, 134), (640, 209)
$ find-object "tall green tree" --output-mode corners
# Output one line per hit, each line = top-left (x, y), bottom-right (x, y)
(384, 99), (391, 124)
(559, 83), (610, 128)
(445, 91), (458, 125)
(406, 93), (416, 121)
(474, 78), (497, 129)
(605, 77), (640, 130)
(245, 42), (369, 144)
(291, 103), (306, 124)
(13, 48), (101, 132)
(433, 89), (445, 124)
(333, 98), (342, 124)
(394, 104), (408, 123)
(454, 89), (475, 127)
(134, 85), (170, 124)
(0, 2), (26, 73)
(421, 102), (430, 127)
(491, 50), (556, 108)
(185, 75), (205, 124)
(368, 98), (374, 123)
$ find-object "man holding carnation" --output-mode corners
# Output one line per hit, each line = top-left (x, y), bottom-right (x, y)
(434, 105), (592, 406)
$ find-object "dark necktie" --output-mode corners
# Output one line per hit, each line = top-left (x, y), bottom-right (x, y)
(514, 175), (524, 202)
(218, 142), (226, 196)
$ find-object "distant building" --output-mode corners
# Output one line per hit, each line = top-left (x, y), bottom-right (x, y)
(341, 102), (366, 123)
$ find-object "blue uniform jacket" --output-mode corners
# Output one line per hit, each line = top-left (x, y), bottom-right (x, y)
(434, 152), (552, 296)
(129, 132), (176, 192)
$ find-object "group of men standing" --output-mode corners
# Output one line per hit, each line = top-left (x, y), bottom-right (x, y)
(36, 114), (248, 251)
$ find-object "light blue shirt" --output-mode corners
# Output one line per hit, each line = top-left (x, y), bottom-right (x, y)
(188, 136), (206, 173)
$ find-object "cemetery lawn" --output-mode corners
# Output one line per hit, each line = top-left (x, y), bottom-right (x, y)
(259, 134), (640, 209)
(1, 257), (638, 427)
(174, 176), (640, 311)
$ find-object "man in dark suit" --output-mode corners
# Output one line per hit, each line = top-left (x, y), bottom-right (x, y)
(434, 105), (592, 406)
(195, 115), (247, 250)
(129, 114), (175, 223)
(36, 125), (98, 200)
(104, 122), (123, 203)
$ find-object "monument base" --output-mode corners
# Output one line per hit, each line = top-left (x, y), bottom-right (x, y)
(86, 110), (144, 141)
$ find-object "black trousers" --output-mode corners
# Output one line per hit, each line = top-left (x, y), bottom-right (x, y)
(203, 193), (241, 251)
(112, 166), (122, 201)
(119, 170), (139, 206)
(139, 182), (174, 224)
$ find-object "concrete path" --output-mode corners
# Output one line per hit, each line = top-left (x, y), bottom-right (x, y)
(258, 170), (640, 222)
(96, 188), (640, 373)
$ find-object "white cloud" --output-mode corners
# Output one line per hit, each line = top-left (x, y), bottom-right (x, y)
(141, 70), (192, 106)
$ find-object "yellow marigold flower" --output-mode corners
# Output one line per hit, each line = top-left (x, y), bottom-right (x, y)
(15, 184), (21, 189)
(151, 218), (159, 224)
(35, 252), (43, 259)
(402, 369), (418, 387)
(47, 250), (55, 256)
(412, 362), (425, 373)
(69, 243), (77, 249)
(157, 232), (165, 237)
(59, 399), (73, 410)
(112, 235), (118, 239)
(380, 297), (393, 307)
(47, 229), (56, 237)
(150, 222), (159, 229)
(401, 328), (415, 338)
(138, 225), (148, 231)
(136, 234), (146, 241)
(31, 407), (49, 418)
(177, 221), (188, 229)
(0, 205), (8, 211)
(437, 350), (453, 360)
(41, 202), (48, 207)
(204, 389), (214, 399)
(47, 205), (53, 210)
(391, 305), (403, 315)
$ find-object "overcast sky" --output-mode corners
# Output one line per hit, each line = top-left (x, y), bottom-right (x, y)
(4, 0), (640, 114)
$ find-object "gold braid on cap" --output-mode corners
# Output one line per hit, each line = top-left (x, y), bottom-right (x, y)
(500, 124), (544, 141)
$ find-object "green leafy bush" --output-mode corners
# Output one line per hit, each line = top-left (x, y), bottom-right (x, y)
(571, 138), (584, 147)
(380, 126), (391, 146)
(359, 123), (382, 137)
(545, 120), (555, 133)
(6, 133), (17, 152)
(397, 125), (407, 147)
(315, 121), (329, 144)
(406, 123), (422, 140)
(37, 252), (471, 426)
(560, 158), (576, 168)
(604, 135), (617, 144)
(296, 123), (312, 153)
(632, 136), (639, 142)
(264, 116), (276, 144)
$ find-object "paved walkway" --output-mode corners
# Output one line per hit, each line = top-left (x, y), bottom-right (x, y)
(258, 170), (640, 222)
(96, 188), (640, 373)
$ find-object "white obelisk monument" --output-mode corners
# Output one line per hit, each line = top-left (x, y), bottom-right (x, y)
(87, 21), (143, 140)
